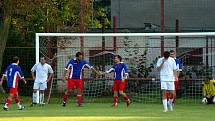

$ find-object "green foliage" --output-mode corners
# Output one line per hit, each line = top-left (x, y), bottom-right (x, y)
(92, 0), (111, 28)
(122, 36), (153, 78)
(182, 65), (213, 79)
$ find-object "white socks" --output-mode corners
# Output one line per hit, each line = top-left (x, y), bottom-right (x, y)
(162, 99), (168, 111)
(39, 93), (44, 104)
(33, 92), (37, 103)
(168, 99), (173, 111)
(33, 91), (41, 104)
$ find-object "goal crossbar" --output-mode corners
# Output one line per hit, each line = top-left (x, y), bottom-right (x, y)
(35, 32), (215, 63)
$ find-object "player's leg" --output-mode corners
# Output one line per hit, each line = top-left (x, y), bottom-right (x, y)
(76, 80), (83, 107)
(3, 88), (15, 110)
(31, 82), (40, 106)
(165, 91), (170, 101)
(112, 80), (119, 107)
(39, 82), (47, 105)
(161, 82), (168, 112)
(167, 82), (175, 111)
(62, 78), (74, 106)
(14, 92), (24, 110)
(39, 90), (45, 105)
(173, 80), (179, 104)
(118, 80), (131, 107)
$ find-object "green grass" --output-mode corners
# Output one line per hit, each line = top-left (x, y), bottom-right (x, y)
(0, 103), (214, 121)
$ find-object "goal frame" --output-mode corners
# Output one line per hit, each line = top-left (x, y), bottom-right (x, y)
(35, 32), (215, 103)
(36, 32), (215, 63)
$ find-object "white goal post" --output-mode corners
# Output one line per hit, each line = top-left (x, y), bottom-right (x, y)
(35, 32), (215, 63)
(35, 32), (215, 103)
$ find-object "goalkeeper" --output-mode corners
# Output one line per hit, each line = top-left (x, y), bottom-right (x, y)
(202, 78), (215, 104)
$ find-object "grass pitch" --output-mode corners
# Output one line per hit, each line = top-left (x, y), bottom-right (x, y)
(0, 103), (214, 121)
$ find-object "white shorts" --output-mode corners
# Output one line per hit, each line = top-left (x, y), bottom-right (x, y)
(160, 81), (175, 91)
(33, 82), (47, 90)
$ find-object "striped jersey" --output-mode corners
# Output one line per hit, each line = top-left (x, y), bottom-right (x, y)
(106, 62), (128, 80)
(65, 58), (93, 79)
(174, 58), (182, 71)
(3, 63), (24, 88)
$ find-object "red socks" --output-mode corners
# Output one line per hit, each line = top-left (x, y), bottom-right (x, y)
(123, 95), (129, 102)
(77, 95), (82, 105)
(114, 96), (118, 104)
(5, 99), (11, 107)
(15, 96), (20, 104)
(63, 93), (68, 103)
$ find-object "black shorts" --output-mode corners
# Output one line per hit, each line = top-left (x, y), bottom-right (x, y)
(206, 96), (215, 104)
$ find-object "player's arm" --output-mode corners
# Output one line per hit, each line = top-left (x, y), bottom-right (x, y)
(177, 59), (183, 77)
(105, 67), (115, 74)
(63, 70), (68, 81)
(173, 70), (178, 80)
(31, 72), (35, 80)
(156, 58), (165, 71)
(92, 67), (102, 76)
(0, 75), (6, 93)
(31, 64), (36, 80)
(173, 60), (178, 80)
(22, 78), (27, 85)
(47, 65), (54, 83)
(85, 61), (102, 76)
(202, 82), (208, 103)
(18, 66), (26, 84)
(122, 64), (129, 82)
(64, 61), (71, 80)
(47, 73), (53, 83)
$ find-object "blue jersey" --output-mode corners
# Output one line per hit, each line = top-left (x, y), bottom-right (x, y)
(65, 58), (93, 79)
(175, 58), (182, 71)
(3, 63), (24, 88)
(106, 62), (128, 80)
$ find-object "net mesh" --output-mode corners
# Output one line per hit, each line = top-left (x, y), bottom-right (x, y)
(37, 33), (215, 104)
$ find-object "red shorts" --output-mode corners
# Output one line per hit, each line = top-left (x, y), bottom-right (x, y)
(67, 78), (83, 90)
(9, 88), (18, 94)
(113, 80), (126, 91)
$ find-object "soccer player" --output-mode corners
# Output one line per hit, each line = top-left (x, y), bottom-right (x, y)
(31, 56), (53, 106)
(169, 50), (182, 103)
(202, 78), (215, 104)
(0, 56), (26, 111)
(62, 52), (101, 107)
(157, 51), (177, 112)
(104, 55), (131, 107)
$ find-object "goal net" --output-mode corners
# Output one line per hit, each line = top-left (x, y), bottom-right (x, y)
(36, 32), (215, 104)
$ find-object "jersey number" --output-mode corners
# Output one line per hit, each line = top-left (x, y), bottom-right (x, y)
(9, 68), (13, 76)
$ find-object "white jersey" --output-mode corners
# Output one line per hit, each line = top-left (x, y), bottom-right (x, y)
(156, 57), (177, 82)
(31, 63), (53, 83)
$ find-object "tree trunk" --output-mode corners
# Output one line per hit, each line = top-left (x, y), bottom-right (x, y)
(0, 16), (11, 73)
(0, 0), (13, 72)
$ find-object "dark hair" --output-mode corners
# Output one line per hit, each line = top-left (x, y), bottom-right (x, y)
(169, 50), (175, 53)
(12, 56), (19, 63)
(40, 56), (46, 60)
(163, 51), (170, 59)
(115, 55), (122, 61)
(76, 52), (83, 57)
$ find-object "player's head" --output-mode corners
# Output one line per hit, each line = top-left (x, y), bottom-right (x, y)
(40, 56), (46, 65)
(163, 51), (170, 59)
(76, 52), (83, 61)
(12, 56), (20, 64)
(114, 55), (122, 63)
(170, 50), (175, 58)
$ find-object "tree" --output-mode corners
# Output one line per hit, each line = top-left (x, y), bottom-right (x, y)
(0, 0), (13, 72)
